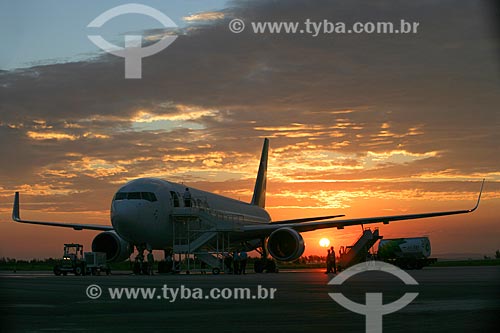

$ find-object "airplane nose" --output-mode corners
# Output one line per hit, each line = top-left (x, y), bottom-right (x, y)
(111, 202), (140, 236)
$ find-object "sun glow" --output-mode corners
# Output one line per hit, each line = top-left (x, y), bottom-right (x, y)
(319, 238), (330, 248)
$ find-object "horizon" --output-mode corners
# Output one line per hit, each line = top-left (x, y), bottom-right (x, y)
(2, 249), (497, 262)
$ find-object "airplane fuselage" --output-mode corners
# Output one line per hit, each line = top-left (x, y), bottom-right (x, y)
(111, 178), (271, 249)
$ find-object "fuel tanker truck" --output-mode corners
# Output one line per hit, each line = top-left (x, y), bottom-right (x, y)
(377, 237), (437, 269)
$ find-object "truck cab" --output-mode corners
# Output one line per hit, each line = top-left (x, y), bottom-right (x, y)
(53, 243), (86, 276)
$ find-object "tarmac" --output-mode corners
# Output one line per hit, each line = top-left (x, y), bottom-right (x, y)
(0, 266), (499, 332)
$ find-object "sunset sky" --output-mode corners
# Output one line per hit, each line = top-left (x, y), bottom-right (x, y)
(0, 0), (499, 259)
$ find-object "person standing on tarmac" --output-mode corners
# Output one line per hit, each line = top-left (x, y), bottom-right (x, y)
(239, 250), (248, 274)
(233, 250), (240, 275)
(200, 261), (207, 275)
(330, 246), (337, 274)
(147, 250), (154, 275)
(224, 253), (233, 273)
(325, 249), (332, 274)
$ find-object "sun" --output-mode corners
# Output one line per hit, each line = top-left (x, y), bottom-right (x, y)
(319, 238), (330, 248)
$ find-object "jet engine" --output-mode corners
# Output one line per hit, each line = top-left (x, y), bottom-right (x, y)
(92, 231), (132, 262)
(267, 227), (305, 261)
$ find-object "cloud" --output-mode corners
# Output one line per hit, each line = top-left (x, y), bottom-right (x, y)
(183, 11), (225, 22)
(0, 0), (498, 213)
(26, 131), (79, 141)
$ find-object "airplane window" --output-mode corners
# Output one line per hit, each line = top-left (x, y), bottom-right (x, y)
(114, 192), (127, 200)
(114, 192), (157, 201)
(141, 192), (158, 202)
(127, 192), (141, 200)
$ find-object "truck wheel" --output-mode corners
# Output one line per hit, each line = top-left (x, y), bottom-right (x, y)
(75, 266), (82, 276)
(53, 266), (62, 276)
(212, 268), (220, 275)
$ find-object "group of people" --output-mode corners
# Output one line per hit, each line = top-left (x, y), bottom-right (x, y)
(224, 250), (248, 274)
(325, 246), (337, 274)
(134, 249), (155, 275)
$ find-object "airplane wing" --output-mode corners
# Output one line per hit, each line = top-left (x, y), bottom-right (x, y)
(12, 192), (114, 231)
(243, 180), (484, 234)
(270, 215), (345, 224)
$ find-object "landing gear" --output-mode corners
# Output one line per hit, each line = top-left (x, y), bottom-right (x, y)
(253, 258), (277, 273)
(158, 249), (174, 274)
(158, 260), (172, 273)
(254, 260), (264, 273)
(133, 260), (151, 274)
(265, 260), (277, 273)
(254, 240), (278, 273)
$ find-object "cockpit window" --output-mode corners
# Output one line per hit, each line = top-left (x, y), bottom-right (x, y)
(114, 192), (157, 202)
(114, 192), (127, 200)
(127, 192), (141, 200)
(141, 192), (157, 202)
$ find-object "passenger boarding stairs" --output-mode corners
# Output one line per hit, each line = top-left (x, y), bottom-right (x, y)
(195, 251), (222, 269)
(171, 205), (241, 271)
(338, 228), (382, 270)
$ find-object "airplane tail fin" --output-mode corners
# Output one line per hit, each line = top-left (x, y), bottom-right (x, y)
(13, 192), (20, 221)
(251, 138), (269, 208)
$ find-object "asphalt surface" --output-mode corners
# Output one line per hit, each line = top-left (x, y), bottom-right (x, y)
(1, 266), (499, 332)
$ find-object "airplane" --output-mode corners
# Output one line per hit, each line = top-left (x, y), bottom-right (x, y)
(12, 138), (484, 273)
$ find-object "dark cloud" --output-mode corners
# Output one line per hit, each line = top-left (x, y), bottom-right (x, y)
(0, 0), (498, 207)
